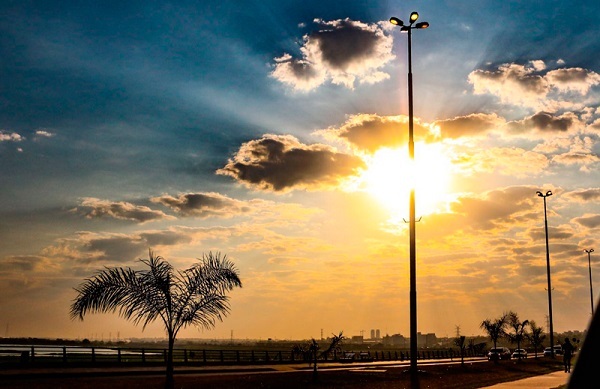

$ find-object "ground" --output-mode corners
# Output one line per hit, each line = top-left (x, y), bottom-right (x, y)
(0, 358), (566, 388)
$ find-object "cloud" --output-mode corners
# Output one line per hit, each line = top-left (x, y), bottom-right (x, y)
(550, 136), (599, 171)
(552, 152), (600, 171)
(42, 226), (237, 264)
(217, 134), (366, 192)
(318, 114), (433, 153)
(34, 130), (55, 139)
(0, 131), (24, 142)
(151, 192), (254, 218)
(448, 186), (540, 231)
(508, 111), (577, 134)
(74, 198), (175, 223)
(455, 147), (549, 178)
(433, 113), (505, 139)
(468, 60), (600, 110)
(563, 188), (600, 202)
(0, 255), (58, 273)
(468, 62), (548, 108)
(545, 68), (600, 94)
(572, 214), (600, 229)
(271, 18), (394, 91)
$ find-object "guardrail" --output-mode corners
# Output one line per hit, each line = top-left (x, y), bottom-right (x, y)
(0, 345), (481, 366)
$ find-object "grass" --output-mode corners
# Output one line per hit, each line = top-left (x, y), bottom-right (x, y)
(0, 357), (565, 388)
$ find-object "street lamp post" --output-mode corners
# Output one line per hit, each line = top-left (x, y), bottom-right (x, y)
(536, 190), (554, 355)
(585, 249), (595, 316)
(389, 12), (429, 375)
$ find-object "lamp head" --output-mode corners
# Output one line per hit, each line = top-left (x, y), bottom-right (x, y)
(536, 191), (543, 197)
(410, 12), (419, 23)
(546, 190), (553, 197)
(389, 17), (404, 26)
(415, 21), (429, 29)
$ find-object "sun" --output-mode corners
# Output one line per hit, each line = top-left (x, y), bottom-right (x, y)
(360, 143), (454, 218)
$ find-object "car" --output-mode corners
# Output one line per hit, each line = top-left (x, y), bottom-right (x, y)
(512, 349), (528, 359)
(544, 346), (563, 357)
(487, 347), (511, 361)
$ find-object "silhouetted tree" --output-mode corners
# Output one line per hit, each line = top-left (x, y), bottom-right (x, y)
(70, 251), (241, 389)
(527, 320), (546, 358)
(454, 336), (466, 366)
(480, 314), (508, 362)
(506, 311), (529, 360)
(294, 331), (345, 382)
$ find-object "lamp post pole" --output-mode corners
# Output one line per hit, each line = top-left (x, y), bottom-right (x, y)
(585, 249), (595, 316)
(536, 190), (554, 355)
(389, 13), (429, 375)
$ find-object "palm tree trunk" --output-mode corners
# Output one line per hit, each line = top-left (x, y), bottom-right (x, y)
(165, 333), (175, 389)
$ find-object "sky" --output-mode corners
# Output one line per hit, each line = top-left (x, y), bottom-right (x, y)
(1, 0), (599, 342)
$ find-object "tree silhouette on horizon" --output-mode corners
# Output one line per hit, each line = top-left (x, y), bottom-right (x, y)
(481, 313), (508, 362)
(70, 250), (242, 389)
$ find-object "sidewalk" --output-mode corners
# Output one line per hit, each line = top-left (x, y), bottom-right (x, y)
(480, 370), (569, 389)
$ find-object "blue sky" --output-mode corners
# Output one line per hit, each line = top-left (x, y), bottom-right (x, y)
(1, 0), (599, 341)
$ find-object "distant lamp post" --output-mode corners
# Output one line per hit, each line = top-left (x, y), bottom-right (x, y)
(536, 190), (554, 355)
(389, 12), (429, 376)
(585, 249), (595, 316)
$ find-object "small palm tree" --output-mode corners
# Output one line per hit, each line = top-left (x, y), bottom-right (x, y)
(480, 314), (508, 362)
(527, 320), (546, 358)
(506, 311), (529, 360)
(70, 250), (242, 389)
(454, 336), (466, 366)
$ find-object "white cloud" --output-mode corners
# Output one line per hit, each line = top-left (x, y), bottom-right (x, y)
(0, 131), (24, 142)
(468, 60), (600, 111)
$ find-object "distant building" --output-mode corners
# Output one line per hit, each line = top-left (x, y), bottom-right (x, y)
(371, 329), (375, 339)
(351, 335), (364, 343)
(382, 333), (407, 347)
(376, 329), (380, 339)
(417, 332), (437, 348)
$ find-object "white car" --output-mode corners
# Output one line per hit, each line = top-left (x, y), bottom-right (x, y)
(512, 349), (527, 359)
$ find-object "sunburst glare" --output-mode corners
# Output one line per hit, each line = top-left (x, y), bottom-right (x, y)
(360, 143), (454, 220)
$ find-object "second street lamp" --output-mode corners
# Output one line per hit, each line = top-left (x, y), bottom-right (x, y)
(585, 249), (595, 316)
(537, 190), (554, 355)
(390, 12), (429, 377)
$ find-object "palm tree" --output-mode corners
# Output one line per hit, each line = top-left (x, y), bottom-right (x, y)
(295, 331), (345, 382)
(70, 250), (242, 389)
(454, 335), (466, 366)
(527, 320), (546, 358)
(506, 311), (529, 360)
(480, 314), (508, 362)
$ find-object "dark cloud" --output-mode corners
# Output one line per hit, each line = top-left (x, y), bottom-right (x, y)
(528, 112), (574, 132)
(449, 186), (539, 230)
(0, 256), (47, 272)
(271, 19), (393, 91)
(74, 198), (174, 223)
(139, 230), (193, 247)
(152, 192), (252, 218)
(83, 235), (146, 263)
(527, 226), (575, 241)
(564, 188), (600, 202)
(507, 111), (576, 134)
(546, 68), (600, 93)
(434, 113), (503, 139)
(552, 152), (600, 168)
(572, 214), (600, 229)
(217, 134), (366, 192)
